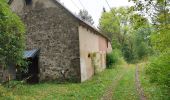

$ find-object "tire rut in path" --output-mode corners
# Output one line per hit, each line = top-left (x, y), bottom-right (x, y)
(101, 69), (126, 100)
(135, 65), (147, 100)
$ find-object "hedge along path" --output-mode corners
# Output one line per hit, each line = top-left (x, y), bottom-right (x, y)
(101, 65), (128, 100)
(135, 64), (147, 100)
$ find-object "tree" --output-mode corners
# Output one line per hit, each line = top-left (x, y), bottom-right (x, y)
(99, 7), (137, 62)
(99, 7), (131, 48)
(131, 0), (170, 94)
(99, 7), (153, 62)
(0, 0), (25, 68)
(130, 14), (153, 59)
(78, 9), (94, 25)
(130, 0), (170, 52)
(100, 7), (128, 59)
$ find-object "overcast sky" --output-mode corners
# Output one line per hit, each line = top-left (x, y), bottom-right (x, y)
(59, 0), (134, 27)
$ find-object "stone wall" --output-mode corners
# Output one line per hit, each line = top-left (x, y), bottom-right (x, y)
(10, 0), (25, 14)
(19, 1), (81, 82)
(9, 0), (111, 83)
(0, 66), (16, 83)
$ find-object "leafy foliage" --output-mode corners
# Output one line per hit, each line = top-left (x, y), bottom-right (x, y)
(131, 0), (170, 97)
(140, 63), (170, 100)
(106, 49), (122, 68)
(151, 29), (170, 53)
(99, 8), (120, 41)
(133, 27), (153, 59)
(146, 52), (170, 92)
(99, 7), (153, 63)
(0, 0), (25, 68)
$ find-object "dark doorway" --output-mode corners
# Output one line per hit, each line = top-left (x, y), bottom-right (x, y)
(26, 55), (39, 84)
(16, 49), (40, 84)
(25, 0), (32, 5)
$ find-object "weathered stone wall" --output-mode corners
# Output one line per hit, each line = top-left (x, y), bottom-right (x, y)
(10, 0), (25, 14)
(9, 0), (111, 83)
(0, 66), (16, 83)
(17, 0), (81, 82)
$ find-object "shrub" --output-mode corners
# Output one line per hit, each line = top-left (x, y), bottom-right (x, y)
(0, 0), (25, 68)
(122, 43), (136, 63)
(146, 51), (170, 92)
(106, 49), (122, 68)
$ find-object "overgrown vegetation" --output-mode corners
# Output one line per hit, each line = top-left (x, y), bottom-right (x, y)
(99, 7), (152, 63)
(0, 0), (25, 68)
(131, 0), (170, 97)
(146, 52), (170, 92)
(100, 0), (170, 98)
(106, 49), (122, 68)
(139, 63), (170, 100)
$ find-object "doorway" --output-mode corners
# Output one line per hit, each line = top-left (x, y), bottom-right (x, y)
(26, 55), (39, 84)
(17, 49), (40, 84)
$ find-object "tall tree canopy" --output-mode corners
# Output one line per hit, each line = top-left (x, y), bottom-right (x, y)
(130, 0), (170, 52)
(78, 9), (94, 25)
(130, 0), (170, 93)
(99, 7), (152, 62)
(0, 0), (25, 68)
(99, 7), (131, 48)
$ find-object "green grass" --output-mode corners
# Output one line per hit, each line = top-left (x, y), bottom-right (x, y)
(3, 63), (167, 100)
(112, 65), (139, 100)
(139, 63), (170, 100)
(0, 65), (125, 100)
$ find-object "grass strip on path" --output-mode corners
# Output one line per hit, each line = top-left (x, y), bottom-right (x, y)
(112, 65), (139, 100)
(101, 65), (127, 100)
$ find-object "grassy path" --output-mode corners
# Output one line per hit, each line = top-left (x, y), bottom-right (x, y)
(101, 67), (126, 100)
(112, 65), (139, 100)
(1, 64), (158, 100)
(101, 64), (141, 100)
(0, 65), (125, 100)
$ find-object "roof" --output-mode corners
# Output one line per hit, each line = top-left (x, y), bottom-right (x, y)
(9, 0), (110, 41)
(24, 49), (40, 59)
(53, 0), (110, 41)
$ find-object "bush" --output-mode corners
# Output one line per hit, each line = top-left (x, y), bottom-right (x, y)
(146, 51), (170, 92)
(136, 42), (149, 59)
(0, 1), (25, 68)
(122, 43), (137, 63)
(106, 49), (122, 68)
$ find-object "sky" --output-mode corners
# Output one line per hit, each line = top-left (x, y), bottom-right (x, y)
(59, 0), (134, 27)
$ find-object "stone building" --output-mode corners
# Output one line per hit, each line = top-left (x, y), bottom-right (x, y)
(8, 0), (112, 82)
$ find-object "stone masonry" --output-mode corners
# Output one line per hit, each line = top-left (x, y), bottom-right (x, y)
(20, 1), (81, 82)
(8, 0), (112, 83)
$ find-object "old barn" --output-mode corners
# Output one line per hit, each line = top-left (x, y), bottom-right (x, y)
(5, 0), (112, 82)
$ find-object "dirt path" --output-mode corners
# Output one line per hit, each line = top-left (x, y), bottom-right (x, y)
(135, 65), (147, 100)
(101, 64), (146, 100)
(101, 73), (124, 100)
(101, 66), (127, 100)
